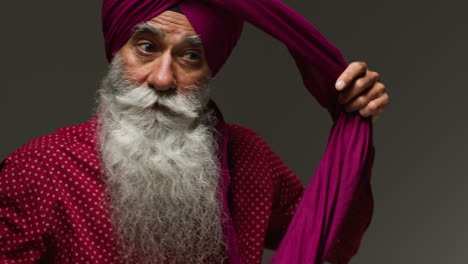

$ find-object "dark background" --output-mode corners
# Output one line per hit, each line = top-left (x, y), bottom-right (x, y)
(1, 1), (467, 263)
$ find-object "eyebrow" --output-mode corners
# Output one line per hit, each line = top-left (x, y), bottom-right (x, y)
(133, 23), (165, 39)
(132, 23), (203, 47)
(184, 35), (203, 47)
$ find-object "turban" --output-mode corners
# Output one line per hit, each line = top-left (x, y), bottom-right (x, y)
(102, 0), (243, 76)
(102, 0), (375, 263)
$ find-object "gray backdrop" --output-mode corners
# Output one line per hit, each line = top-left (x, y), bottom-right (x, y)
(1, 1), (467, 263)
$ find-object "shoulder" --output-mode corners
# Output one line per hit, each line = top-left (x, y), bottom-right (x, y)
(1, 117), (100, 174)
(225, 123), (299, 179)
(226, 123), (269, 150)
(225, 123), (277, 166)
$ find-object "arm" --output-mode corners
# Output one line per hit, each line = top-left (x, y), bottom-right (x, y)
(0, 155), (56, 263)
(263, 149), (304, 250)
(227, 124), (304, 263)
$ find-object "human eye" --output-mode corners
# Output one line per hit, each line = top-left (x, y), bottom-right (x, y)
(181, 50), (201, 61)
(136, 42), (156, 53)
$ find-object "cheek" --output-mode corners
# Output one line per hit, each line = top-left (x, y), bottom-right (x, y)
(124, 67), (148, 83)
(120, 59), (150, 83)
(118, 45), (147, 82)
(176, 66), (211, 89)
(177, 74), (204, 91)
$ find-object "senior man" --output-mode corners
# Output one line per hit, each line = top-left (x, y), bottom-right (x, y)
(0, 0), (388, 264)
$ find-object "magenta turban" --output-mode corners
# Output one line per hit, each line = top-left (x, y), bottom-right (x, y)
(102, 0), (243, 76)
(102, 0), (375, 263)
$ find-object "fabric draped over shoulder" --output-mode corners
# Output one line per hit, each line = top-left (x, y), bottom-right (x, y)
(101, 0), (375, 263)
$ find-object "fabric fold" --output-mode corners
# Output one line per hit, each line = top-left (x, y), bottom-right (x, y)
(192, 0), (375, 263)
(101, 0), (375, 262)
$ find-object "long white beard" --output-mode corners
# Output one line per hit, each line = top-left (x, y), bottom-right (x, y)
(97, 55), (225, 264)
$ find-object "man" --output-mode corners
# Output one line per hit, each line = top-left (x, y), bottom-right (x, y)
(0, 1), (388, 264)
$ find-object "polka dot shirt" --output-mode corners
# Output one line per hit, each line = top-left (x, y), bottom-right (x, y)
(0, 118), (116, 263)
(0, 118), (367, 263)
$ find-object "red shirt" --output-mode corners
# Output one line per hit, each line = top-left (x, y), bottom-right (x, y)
(0, 118), (304, 263)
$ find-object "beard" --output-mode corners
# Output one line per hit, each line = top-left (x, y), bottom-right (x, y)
(97, 54), (225, 264)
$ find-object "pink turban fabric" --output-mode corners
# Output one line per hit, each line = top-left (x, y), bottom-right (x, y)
(102, 0), (243, 76)
(102, 0), (375, 263)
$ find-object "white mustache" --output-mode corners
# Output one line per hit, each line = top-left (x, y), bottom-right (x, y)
(115, 85), (203, 120)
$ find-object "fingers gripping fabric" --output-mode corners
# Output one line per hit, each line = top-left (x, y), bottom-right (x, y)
(186, 0), (376, 263)
(102, 0), (375, 263)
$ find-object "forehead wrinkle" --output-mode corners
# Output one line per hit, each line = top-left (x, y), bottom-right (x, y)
(152, 11), (191, 25)
(149, 15), (195, 32)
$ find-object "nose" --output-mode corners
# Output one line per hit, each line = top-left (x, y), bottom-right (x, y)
(147, 53), (176, 92)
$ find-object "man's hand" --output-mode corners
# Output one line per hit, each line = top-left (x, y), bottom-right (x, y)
(335, 61), (389, 121)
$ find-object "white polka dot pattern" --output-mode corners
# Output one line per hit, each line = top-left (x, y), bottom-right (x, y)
(0, 118), (117, 263)
(227, 124), (304, 264)
(0, 118), (306, 263)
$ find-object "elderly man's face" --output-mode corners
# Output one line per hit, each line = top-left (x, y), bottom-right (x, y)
(119, 10), (211, 94)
